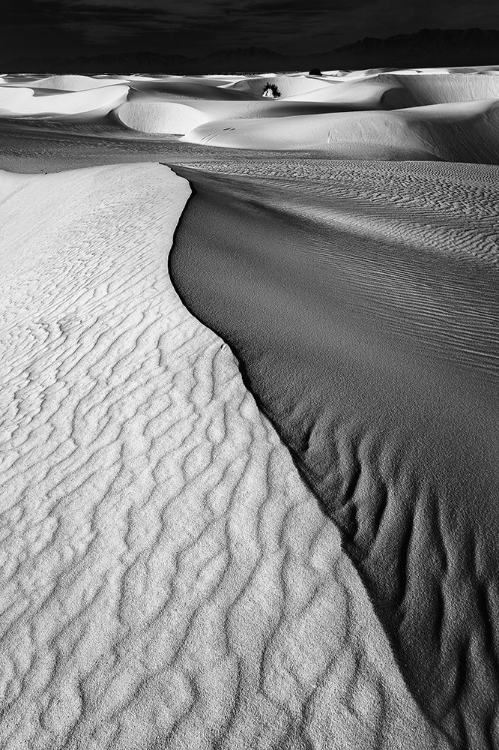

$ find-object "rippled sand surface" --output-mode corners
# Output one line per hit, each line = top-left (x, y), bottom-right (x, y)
(170, 159), (499, 750)
(0, 163), (446, 749)
(1, 69), (499, 749)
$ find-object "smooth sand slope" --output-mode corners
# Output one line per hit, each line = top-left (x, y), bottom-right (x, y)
(0, 164), (446, 750)
(116, 93), (373, 135)
(0, 84), (128, 117)
(182, 99), (499, 162)
(169, 159), (499, 750)
(28, 75), (126, 91)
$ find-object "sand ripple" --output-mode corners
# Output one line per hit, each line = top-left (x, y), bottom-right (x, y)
(0, 164), (444, 749)
(170, 158), (499, 750)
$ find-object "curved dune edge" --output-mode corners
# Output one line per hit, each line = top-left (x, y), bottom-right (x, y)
(0, 84), (129, 117)
(181, 99), (499, 163)
(28, 74), (126, 91)
(0, 163), (448, 749)
(116, 100), (209, 134)
(168, 159), (499, 750)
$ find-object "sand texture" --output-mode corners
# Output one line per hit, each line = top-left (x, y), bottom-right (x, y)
(0, 164), (448, 749)
(169, 159), (499, 750)
(0, 69), (498, 749)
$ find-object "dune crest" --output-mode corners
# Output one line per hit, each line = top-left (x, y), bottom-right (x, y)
(28, 75), (125, 91)
(0, 84), (128, 117)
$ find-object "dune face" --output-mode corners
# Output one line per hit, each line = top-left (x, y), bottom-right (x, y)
(169, 159), (499, 750)
(381, 72), (499, 106)
(0, 84), (128, 118)
(116, 100), (209, 134)
(28, 75), (125, 91)
(181, 100), (499, 163)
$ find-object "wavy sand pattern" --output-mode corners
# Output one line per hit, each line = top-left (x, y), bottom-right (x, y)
(1, 68), (499, 749)
(0, 164), (445, 749)
(169, 159), (499, 750)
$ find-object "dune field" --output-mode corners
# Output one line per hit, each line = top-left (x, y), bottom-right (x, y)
(0, 68), (498, 749)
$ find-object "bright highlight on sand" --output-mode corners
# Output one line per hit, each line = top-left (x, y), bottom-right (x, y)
(0, 67), (498, 750)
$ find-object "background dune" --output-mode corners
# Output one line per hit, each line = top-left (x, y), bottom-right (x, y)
(181, 99), (499, 162)
(381, 71), (499, 106)
(2, 70), (499, 165)
(116, 100), (210, 134)
(116, 93), (386, 135)
(0, 84), (128, 117)
(28, 75), (126, 91)
(226, 74), (337, 98)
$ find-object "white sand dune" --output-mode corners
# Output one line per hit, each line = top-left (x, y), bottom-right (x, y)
(128, 79), (257, 100)
(226, 74), (337, 99)
(116, 92), (380, 134)
(0, 84), (129, 117)
(280, 78), (400, 106)
(28, 74), (126, 91)
(182, 99), (499, 162)
(381, 71), (499, 106)
(116, 99), (210, 134)
(0, 163), (446, 750)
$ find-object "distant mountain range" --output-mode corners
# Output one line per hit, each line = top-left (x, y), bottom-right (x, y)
(2, 29), (499, 74)
(332, 28), (499, 69)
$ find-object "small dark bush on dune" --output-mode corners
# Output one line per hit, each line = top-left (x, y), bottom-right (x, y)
(262, 82), (281, 98)
(309, 68), (322, 76)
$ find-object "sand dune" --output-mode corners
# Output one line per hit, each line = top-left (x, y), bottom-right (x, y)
(128, 79), (257, 100)
(182, 99), (499, 162)
(0, 163), (446, 749)
(377, 72), (499, 107)
(1, 66), (499, 750)
(0, 84), (128, 117)
(280, 77), (400, 106)
(28, 74), (125, 91)
(169, 158), (499, 750)
(226, 74), (338, 99)
(117, 92), (383, 134)
(116, 99), (210, 134)
(2, 70), (497, 161)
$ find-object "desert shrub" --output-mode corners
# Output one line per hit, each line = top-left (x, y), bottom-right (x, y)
(309, 68), (322, 76)
(262, 82), (281, 98)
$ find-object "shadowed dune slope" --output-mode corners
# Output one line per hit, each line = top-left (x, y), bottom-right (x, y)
(169, 159), (499, 750)
(280, 78), (401, 106)
(128, 79), (259, 100)
(382, 72), (499, 107)
(0, 164), (448, 750)
(226, 74), (336, 99)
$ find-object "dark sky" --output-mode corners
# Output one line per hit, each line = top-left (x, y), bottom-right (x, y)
(3, 0), (499, 60)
